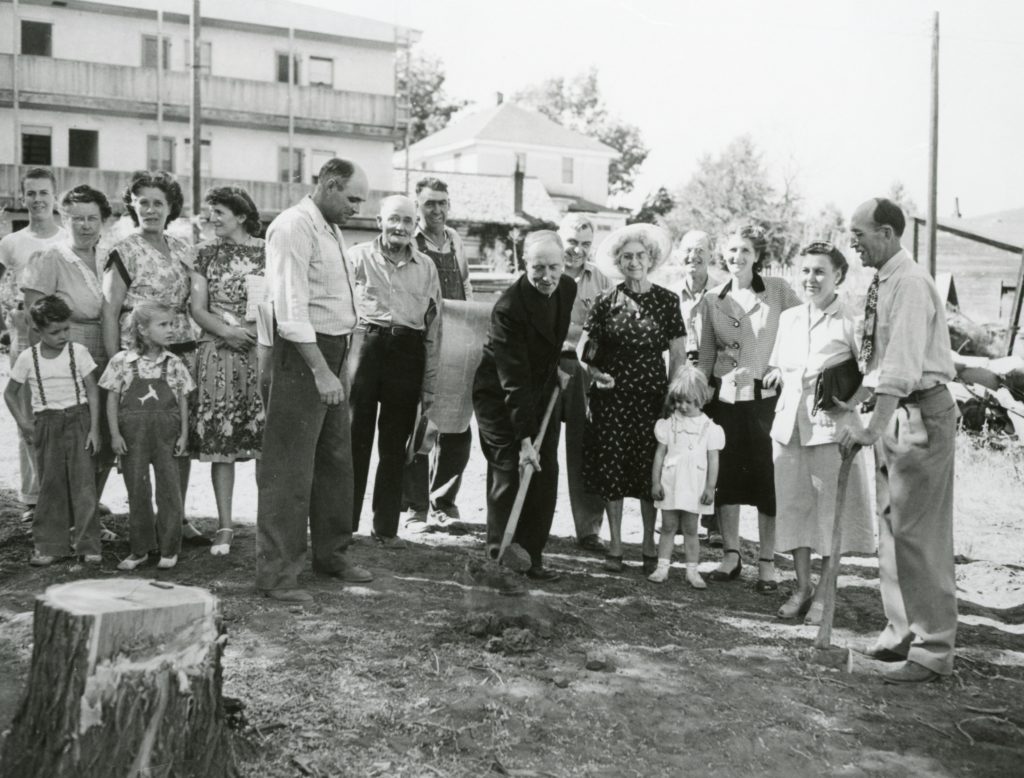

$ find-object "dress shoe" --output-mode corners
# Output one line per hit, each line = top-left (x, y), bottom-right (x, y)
(182, 521), (212, 546)
(603, 554), (624, 573)
(777, 589), (815, 619)
(263, 588), (314, 603)
(642, 555), (659, 576)
(498, 543), (533, 573)
(526, 566), (561, 582)
(29, 551), (56, 566)
(707, 549), (742, 582)
(577, 535), (606, 554)
(881, 660), (941, 684)
(373, 534), (407, 549)
(856, 646), (908, 663)
(315, 559), (374, 583)
(404, 510), (431, 534)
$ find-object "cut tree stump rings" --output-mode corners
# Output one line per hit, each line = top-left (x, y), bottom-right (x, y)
(1, 578), (237, 778)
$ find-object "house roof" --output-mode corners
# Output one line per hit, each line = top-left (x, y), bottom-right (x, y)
(392, 171), (562, 225)
(405, 103), (618, 157)
(63, 0), (416, 45)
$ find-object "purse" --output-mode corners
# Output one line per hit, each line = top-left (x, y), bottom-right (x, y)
(813, 357), (862, 413)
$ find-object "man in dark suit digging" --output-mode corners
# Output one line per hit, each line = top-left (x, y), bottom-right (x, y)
(472, 230), (576, 583)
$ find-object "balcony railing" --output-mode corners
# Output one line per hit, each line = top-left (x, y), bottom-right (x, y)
(0, 54), (397, 134)
(0, 164), (393, 220)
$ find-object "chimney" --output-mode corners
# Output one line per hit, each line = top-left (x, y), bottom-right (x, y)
(513, 158), (524, 214)
(495, 91), (504, 105)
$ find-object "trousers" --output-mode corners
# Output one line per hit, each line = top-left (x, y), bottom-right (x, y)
(402, 427), (472, 516)
(482, 414), (561, 568)
(560, 356), (604, 539)
(32, 405), (99, 556)
(350, 330), (425, 538)
(256, 334), (354, 592)
(874, 386), (958, 675)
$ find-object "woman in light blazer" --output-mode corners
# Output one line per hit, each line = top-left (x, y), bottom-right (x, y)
(764, 242), (874, 624)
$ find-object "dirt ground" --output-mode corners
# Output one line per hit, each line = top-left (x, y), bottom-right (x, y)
(1, 356), (1024, 775)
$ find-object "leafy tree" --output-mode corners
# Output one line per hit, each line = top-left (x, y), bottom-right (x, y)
(666, 135), (804, 266)
(514, 69), (649, 196)
(629, 187), (676, 226)
(395, 48), (467, 150)
(802, 202), (846, 245)
(887, 180), (918, 220)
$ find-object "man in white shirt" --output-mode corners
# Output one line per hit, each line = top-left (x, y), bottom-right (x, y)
(557, 213), (611, 552)
(0, 167), (67, 516)
(670, 230), (722, 546)
(256, 158), (374, 603)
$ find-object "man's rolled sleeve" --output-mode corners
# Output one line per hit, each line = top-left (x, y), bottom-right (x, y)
(267, 216), (317, 344)
(875, 277), (932, 398)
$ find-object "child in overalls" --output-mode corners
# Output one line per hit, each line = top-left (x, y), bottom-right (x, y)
(4, 296), (102, 566)
(100, 301), (194, 571)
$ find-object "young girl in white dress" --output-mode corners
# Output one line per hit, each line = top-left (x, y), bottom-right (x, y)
(649, 365), (725, 586)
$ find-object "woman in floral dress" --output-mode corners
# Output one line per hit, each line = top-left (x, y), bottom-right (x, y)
(577, 224), (689, 574)
(189, 186), (265, 555)
(101, 170), (208, 544)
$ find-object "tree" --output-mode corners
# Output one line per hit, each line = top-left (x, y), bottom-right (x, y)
(666, 135), (804, 265)
(629, 187), (676, 225)
(395, 48), (467, 150)
(802, 202), (846, 245)
(887, 180), (918, 220)
(514, 69), (649, 196)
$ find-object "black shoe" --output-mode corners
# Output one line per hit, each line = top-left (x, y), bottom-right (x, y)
(578, 534), (606, 554)
(526, 566), (561, 582)
(706, 549), (742, 582)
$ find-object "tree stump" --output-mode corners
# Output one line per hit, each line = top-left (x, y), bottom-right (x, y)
(1, 578), (237, 778)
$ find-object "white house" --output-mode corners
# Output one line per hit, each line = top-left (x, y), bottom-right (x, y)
(395, 100), (626, 242)
(0, 0), (415, 234)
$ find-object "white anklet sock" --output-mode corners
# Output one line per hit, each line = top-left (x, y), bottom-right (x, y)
(648, 559), (670, 583)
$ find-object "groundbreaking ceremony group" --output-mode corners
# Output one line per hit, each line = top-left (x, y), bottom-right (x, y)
(1, 159), (958, 683)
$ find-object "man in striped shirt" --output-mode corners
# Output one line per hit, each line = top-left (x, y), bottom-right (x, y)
(256, 157), (374, 604)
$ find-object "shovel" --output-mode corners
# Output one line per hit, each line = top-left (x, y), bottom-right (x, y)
(496, 385), (562, 565)
(814, 443), (862, 650)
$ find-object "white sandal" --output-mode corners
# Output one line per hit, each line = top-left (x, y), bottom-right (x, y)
(211, 529), (234, 556)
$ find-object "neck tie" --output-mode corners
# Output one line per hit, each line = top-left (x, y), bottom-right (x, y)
(858, 272), (879, 373)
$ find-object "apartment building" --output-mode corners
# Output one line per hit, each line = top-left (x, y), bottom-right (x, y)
(0, 0), (415, 231)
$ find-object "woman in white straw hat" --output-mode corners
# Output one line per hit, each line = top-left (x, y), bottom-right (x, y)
(577, 223), (689, 574)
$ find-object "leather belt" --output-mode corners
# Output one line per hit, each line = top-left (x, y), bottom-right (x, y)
(365, 323), (424, 339)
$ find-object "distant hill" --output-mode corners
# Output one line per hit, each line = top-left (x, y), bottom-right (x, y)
(957, 207), (1024, 249)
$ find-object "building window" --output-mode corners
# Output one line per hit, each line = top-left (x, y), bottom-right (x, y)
(147, 135), (176, 172)
(142, 35), (171, 69)
(279, 147), (304, 183)
(310, 150), (336, 183)
(562, 156), (574, 185)
(308, 57), (333, 87)
(276, 52), (300, 84)
(183, 39), (213, 73)
(68, 129), (99, 168)
(21, 125), (52, 165)
(515, 152), (526, 173)
(21, 21), (52, 56)
(453, 152), (462, 172)
(184, 138), (212, 176)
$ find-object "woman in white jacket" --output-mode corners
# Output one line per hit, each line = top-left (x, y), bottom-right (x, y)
(763, 242), (874, 624)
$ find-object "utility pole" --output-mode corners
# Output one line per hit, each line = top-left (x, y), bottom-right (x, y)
(12, 0), (20, 169)
(157, 8), (164, 153)
(190, 0), (202, 216)
(927, 11), (939, 278)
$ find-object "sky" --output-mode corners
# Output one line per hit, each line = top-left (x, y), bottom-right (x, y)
(313, 0), (1023, 221)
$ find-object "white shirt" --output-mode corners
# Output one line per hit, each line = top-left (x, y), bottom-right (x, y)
(11, 342), (96, 413)
(0, 226), (68, 311)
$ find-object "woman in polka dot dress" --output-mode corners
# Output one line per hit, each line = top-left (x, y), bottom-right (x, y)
(577, 225), (688, 574)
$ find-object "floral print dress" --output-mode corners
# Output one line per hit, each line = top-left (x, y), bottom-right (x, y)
(190, 240), (266, 462)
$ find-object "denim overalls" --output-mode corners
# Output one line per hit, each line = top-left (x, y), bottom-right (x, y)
(119, 358), (183, 558)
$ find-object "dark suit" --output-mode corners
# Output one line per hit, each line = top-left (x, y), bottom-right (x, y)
(472, 274), (576, 566)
